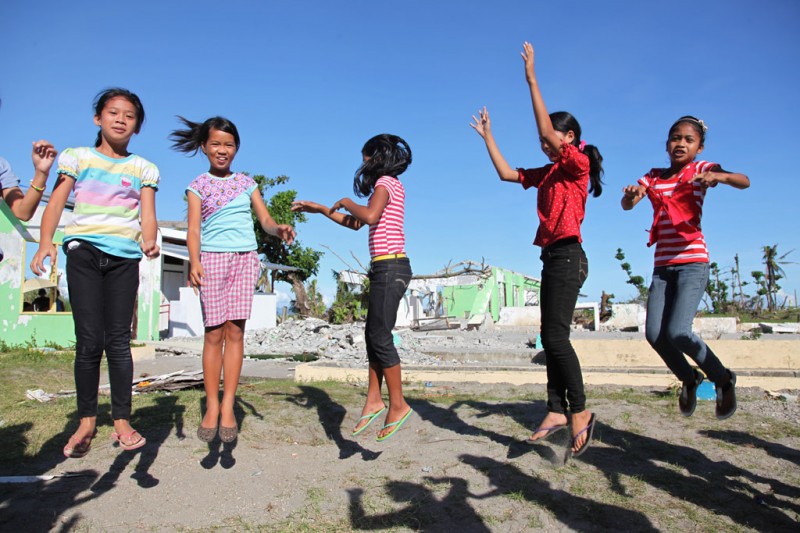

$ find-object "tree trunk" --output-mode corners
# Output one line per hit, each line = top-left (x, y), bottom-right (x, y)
(285, 271), (311, 317)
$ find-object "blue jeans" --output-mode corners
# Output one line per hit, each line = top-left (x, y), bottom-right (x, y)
(645, 262), (728, 384)
(540, 239), (588, 414)
(66, 240), (140, 420)
(365, 257), (412, 368)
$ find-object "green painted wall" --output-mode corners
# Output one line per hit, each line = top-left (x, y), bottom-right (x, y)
(0, 202), (161, 346)
(439, 267), (541, 322)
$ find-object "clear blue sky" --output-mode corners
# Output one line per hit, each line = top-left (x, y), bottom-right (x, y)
(2, 1), (799, 309)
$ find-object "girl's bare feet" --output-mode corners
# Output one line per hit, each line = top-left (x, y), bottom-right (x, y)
(528, 412), (569, 441)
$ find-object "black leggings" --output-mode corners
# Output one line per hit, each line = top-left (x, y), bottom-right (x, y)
(539, 239), (588, 414)
(66, 241), (139, 420)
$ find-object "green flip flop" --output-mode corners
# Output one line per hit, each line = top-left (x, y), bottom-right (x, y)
(376, 408), (414, 442)
(352, 406), (386, 436)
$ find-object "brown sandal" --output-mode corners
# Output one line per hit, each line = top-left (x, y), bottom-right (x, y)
(219, 425), (238, 443)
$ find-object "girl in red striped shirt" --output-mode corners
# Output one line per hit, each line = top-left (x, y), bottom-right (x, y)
(471, 42), (604, 457)
(621, 116), (749, 420)
(292, 134), (414, 441)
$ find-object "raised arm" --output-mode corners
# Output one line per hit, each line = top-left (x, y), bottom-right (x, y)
(3, 141), (57, 221)
(522, 42), (562, 155)
(469, 107), (520, 182)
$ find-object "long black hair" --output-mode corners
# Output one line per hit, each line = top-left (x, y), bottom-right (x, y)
(169, 116), (240, 155)
(353, 134), (412, 197)
(93, 88), (145, 148)
(550, 111), (603, 198)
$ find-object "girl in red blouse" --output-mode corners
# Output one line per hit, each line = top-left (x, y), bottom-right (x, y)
(621, 116), (749, 420)
(471, 42), (603, 457)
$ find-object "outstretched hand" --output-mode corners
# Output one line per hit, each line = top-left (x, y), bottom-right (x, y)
(622, 185), (645, 200)
(275, 224), (296, 245)
(469, 107), (491, 138)
(692, 172), (720, 189)
(291, 200), (327, 215)
(521, 41), (536, 82)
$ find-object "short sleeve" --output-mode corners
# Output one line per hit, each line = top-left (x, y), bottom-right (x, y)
(0, 156), (20, 190)
(518, 167), (548, 190)
(141, 161), (160, 190)
(694, 160), (720, 174)
(638, 170), (655, 190)
(57, 148), (80, 180)
(374, 176), (396, 200)
(556, 142), (590, 180)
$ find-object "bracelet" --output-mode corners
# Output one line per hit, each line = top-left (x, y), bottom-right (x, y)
(30, 181), (45, 192)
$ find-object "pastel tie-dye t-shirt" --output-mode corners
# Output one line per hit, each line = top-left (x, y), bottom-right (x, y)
(58, 147), (159, 259)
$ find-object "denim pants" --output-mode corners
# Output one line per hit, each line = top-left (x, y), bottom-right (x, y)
(539, 239), (588, 414)
(645, 262), (728, 384)
(66, 240), (140, 420)
(365, 257), (412, 368)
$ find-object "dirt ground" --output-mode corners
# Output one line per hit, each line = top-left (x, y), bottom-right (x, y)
(1, 373), (798, 532)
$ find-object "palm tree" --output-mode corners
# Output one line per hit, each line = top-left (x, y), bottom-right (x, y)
(762, 245), (794, 311)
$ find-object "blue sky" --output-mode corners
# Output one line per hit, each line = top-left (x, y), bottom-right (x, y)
(2, 0), (799, 309)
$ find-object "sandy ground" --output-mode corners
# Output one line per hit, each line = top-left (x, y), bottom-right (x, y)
(1, 375), (798, 532)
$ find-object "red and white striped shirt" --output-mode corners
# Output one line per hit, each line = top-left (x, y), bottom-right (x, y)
(639, 160), (718, 267)
(368, 176), (405, 257)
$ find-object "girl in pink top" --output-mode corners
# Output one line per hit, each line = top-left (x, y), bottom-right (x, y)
(293, 134), (414, 442)
(471, 42), (604, 457)
(622, 116), (749, 420)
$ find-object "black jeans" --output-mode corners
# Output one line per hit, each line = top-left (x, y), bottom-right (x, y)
(365, 257), (412, 368)
(66, 240), (140, 420)
(539, 239), (588, 414)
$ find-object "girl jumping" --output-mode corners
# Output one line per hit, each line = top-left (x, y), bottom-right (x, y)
(31, 87), (160, 457)
(471, 42), (603, 456)
(621, 116), (749, 420)
(171, 116), (295, 443)
(292, 134), (414, 442)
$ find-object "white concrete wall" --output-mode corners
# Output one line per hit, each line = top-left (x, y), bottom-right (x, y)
(167, 288), (277, 337)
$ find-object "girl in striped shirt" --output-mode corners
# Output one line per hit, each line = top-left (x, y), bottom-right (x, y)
(622, 115), (749, 420)
(292, 134), (414, 441)
(31, 88), (159, 456)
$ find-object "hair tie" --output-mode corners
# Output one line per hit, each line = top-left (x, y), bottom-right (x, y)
(578, 140), (587, 152)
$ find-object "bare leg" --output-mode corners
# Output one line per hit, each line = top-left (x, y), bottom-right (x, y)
(220, 320), (245, 428)
(377, 364), (411, 439)
(353, 362), (387, 433)
(201, 323), (225, 429)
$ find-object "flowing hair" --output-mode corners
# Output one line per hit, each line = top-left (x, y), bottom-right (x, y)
(169, 116), (240, 155)
(353, 134), (412, 197)
(550, 111), (604, 198)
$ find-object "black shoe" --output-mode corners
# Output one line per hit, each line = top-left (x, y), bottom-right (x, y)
(715, 370), (737, 420)
(679, 370), (704, 417)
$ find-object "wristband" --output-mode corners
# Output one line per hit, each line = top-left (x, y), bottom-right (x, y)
(30, 181), (45, 192)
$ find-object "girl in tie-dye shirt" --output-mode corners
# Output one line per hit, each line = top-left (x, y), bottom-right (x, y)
(171, 116), (295, 444)
(31, 88), (159, 457)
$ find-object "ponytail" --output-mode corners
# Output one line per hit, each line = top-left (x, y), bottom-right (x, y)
(550, 111), (604, 198)
(582, 143), (603, 198)
(170, 116), (240, 155)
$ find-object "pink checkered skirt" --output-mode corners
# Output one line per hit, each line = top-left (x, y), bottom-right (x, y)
(199, 251), (260, 328)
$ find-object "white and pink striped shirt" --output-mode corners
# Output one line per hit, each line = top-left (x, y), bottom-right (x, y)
(368, 176), (405, 257)
(639, 160), (717, 267)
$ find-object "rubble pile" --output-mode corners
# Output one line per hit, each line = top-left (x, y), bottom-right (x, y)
(244, 318), (446, 367)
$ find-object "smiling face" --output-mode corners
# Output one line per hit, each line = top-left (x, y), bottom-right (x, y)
(202, 128), (237, 176)
(666, 122), (704, 168)
(93, 96), (139, 148)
